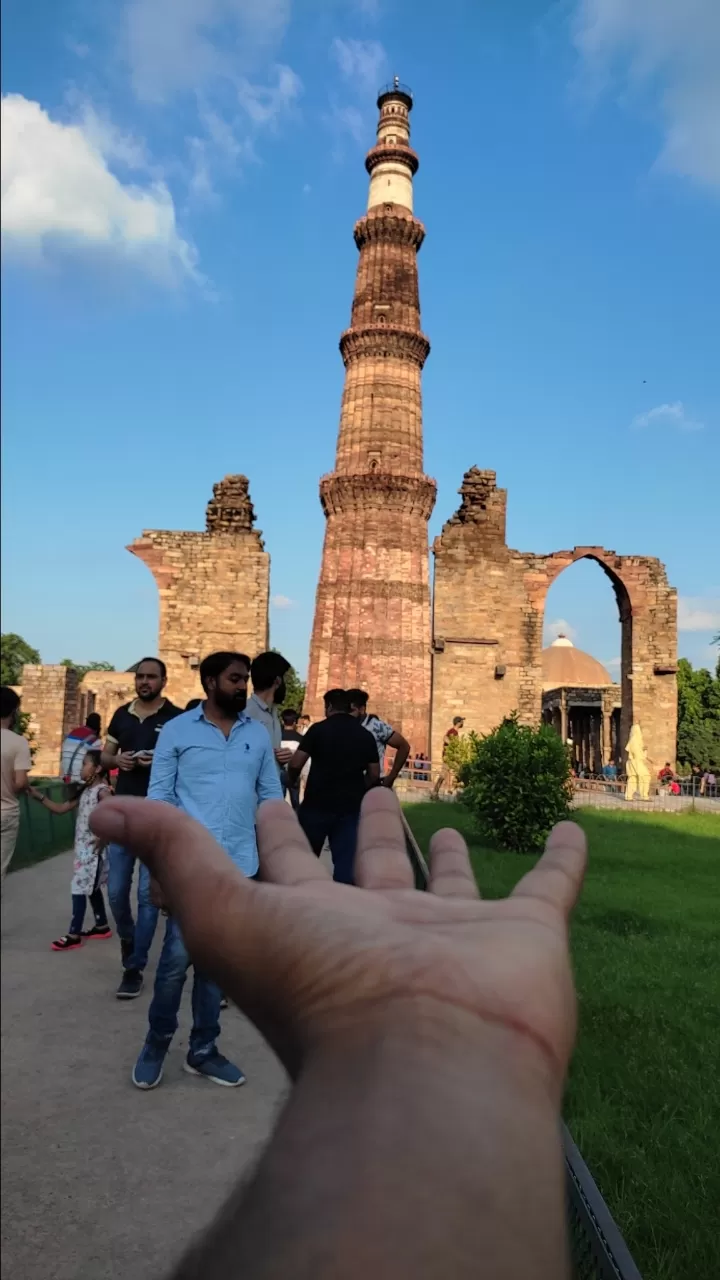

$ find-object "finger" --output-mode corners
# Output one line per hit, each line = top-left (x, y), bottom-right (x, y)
(354, 788), (414, 890)
(256, 800), (331, 885)
(428, 828), (480, 899)
(90, 797), (302, 1073)
(511, 821), (587, 918)
(91, 797), (250, 924)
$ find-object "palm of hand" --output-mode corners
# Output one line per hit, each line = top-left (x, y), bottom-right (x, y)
(242, 858), (579, 1085)
(90, 790), (586, 1088)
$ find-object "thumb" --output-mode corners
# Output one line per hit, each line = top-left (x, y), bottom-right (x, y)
(90, 797), (262, 990)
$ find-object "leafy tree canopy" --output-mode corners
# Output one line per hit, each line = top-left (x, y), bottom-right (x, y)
(676, 656), (720, 771)
(1, 633), (41, 686)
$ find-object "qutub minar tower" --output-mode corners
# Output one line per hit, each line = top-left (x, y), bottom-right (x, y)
(305, 79), (436, 750)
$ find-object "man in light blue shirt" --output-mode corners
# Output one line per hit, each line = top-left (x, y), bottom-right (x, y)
(131, 650), (282, 1092)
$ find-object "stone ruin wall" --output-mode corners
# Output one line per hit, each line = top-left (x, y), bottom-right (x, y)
(16, 463), (677, 778)
(128, 475), (270, 710)
(20, 665), (79, 777)
(431, 467), (677, 774)
(17, 476), (270, 772)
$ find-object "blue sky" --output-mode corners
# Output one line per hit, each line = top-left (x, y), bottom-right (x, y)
(2, 0), (718, 681)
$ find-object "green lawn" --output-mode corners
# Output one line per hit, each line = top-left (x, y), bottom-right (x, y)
(404, 803), (720, 1280)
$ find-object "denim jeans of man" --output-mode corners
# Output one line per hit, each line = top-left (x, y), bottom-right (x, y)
(298, 808), (360, 885)
(107, 845), (159, 970)
(145, 914), (222, 1061)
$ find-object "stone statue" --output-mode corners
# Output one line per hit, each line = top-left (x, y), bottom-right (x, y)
(625, 724), (651, 801)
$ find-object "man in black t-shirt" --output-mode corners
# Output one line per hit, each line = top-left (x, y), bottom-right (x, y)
(286, 689), (380, 884)
(280, 709), (304, 811)
(102, 657), (181, 999)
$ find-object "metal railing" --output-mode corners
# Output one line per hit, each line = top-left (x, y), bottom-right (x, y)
(377, 79), (413, 102)
(573, 774), (717, 799)
(401, 814), (644, 1279)
(564, 1128), (643, 1279)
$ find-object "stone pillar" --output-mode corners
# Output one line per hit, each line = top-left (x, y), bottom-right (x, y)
(20, 665), (79, 777)
(560, 689), (568, 746)
(129, 475), (270, 710)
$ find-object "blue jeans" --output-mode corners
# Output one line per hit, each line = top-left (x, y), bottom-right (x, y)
(69, 889), (108, 935)
(107, 844), (159, 971)
(298, 808), (360, 885)
(145, 915), (222, 1061)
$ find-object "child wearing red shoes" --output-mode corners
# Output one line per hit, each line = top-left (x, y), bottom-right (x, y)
(29, 750), (113, 951)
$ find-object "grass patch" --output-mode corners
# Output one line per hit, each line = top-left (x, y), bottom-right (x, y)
(404, 803), (720, 1280)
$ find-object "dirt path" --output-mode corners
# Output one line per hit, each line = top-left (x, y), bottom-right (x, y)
(1, 851), (286, 1279)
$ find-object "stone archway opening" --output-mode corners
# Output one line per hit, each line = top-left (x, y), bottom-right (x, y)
(540, 554), (633, 774)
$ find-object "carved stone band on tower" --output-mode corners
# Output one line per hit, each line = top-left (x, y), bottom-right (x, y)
(306, 82), (436, 750)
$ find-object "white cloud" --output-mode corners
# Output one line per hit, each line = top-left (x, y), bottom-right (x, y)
(126, 0), (292, 103)
(236, 64), (302, 127)
(678, 597), (720, 632)
(331, 38), (387, 96)
(573, 0), (720, 190)
(65, 37), (90, 59)
(333, 104), (366, 144)
(544, 618), (579, 644)
(125, 1), (300, 197)
(631, 401), (704, 431)
(1, 94), (200, 285)
(271, 594), (296, 610)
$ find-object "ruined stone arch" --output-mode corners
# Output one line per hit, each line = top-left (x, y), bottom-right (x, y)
(431, 469), (678, 773)
(531, 548), (634, 758)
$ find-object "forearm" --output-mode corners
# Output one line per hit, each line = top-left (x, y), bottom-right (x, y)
(171, 1007), (569, 1280)
(101, 749), (118, 770)
(41, 799), (73, 815)
(386, 745), (410, 782)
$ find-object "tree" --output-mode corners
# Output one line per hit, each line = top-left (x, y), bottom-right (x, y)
(267, 648), (306, 714)
(278, 664), (306, 715)
(0, 633), (41, 686)
(676, 657), (720, 771)
(60, 658), (115, 683)
(457, 714), (573, 853)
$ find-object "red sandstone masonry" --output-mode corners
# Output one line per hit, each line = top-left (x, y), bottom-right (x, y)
(306, 99), (435, 750)
(431, 468), (677, 774)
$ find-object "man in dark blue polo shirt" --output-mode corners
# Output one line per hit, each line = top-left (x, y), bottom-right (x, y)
(102, 658), (181, 999)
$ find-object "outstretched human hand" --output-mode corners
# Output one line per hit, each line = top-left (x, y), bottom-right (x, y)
(91, 788), (586, 1094)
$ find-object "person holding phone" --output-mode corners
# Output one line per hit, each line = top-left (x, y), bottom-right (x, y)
(101, 658), (181, 999)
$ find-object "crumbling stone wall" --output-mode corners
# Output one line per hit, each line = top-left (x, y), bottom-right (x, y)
(20, 665), (79, 776)
(128, 475), (269, 710)
(431, 468), (677, 773)
(78, 671), (136, 735)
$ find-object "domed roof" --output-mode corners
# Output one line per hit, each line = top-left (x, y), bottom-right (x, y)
(542, 636), (613, 690)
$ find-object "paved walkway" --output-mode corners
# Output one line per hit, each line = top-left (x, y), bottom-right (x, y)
(1, 852), (286, 1280)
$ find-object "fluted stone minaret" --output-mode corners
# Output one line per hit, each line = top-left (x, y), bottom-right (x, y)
(306, 80), (435, 749)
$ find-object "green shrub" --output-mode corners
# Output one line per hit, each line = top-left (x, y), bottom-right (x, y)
(441, 732), (475, 780)
(458, 713), (573, 852)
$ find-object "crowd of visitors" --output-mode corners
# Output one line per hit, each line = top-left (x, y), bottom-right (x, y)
(0, 664), (656, 1278)
(1, 657), (417, 1086)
